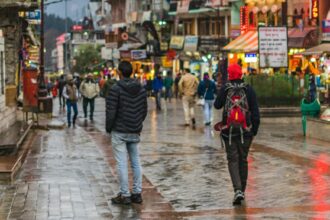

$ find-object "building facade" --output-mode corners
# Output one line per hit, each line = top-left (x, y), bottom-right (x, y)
(0, 0), (38, 134)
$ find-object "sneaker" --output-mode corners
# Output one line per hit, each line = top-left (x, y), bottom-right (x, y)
(131, 193), (143, 204)
(205, 122), (211, 126)
(192, 118), (196, 125)
(111, 193), (131, 205)
(233, 190), (244, 205)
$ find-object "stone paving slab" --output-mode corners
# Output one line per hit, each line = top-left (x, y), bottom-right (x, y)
(0, 98), (330, 219)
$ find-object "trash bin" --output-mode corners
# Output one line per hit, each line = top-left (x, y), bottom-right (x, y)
(300, 98), (321, 136)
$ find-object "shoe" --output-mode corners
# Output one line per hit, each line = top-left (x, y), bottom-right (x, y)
(184, 123), (190, 127)
(192, 118), (196, 125)
(131, 193), (143, 204)
(90, 116), (93, 121)
(205, 122), (211, 126)
(111, 193), (131, 205)
(233, 190), (244, 205)
(68, 122), (71, 128)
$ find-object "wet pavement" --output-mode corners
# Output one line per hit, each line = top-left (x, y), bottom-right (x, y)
(0, 97), (330, 219)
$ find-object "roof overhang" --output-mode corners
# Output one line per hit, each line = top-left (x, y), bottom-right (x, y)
(0, 1), (38, 11)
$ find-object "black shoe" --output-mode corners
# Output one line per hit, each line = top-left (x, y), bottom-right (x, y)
(205, 122), (211, 126)
(131, 193), (143, 204)
(90, 116), (93, 121)
(184, 123), (190, 127)
(233, 190), (244, 206)
(68, 123), (71, 128)
(111, 193), (131, 205)
(192, 118), (196, 125)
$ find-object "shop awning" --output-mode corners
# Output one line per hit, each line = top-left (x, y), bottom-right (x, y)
(222, 31), (258, 52)
(300, 43), (330, 55)
(288, 27), (318, 48)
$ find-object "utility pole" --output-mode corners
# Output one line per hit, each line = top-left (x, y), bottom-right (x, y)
(64, 0), (68, 73)
(40, 0), (45, 86)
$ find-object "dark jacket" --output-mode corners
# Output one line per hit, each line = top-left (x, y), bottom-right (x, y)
(197, 79), (216, 100)
(102, 79), (117, 98)
(106, 78), (148, 134)
(152, 77), (163, 91)
(214, 79), (260, 137)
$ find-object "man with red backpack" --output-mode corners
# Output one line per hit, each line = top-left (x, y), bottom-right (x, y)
(214, 64), (260, 206)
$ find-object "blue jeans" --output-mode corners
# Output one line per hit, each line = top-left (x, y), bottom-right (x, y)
(155, 90), (162, 109)
(111, 131), (142, 197)
(203, 100), (214, 123)
(165, 87), (172, 101)
(66, 100), (78, 125)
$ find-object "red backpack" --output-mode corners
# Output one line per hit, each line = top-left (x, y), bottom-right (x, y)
(224, 83), (250, 145)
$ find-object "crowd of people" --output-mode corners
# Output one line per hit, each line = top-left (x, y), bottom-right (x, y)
(49, 61), (261, 207)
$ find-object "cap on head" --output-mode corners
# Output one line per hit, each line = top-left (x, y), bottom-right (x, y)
(228, 64), (243, 81)
(66, 74), (73, 82)
(87, 73), (93, 78)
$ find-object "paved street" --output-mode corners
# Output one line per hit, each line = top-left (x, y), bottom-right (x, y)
(0, 97), (330, 219)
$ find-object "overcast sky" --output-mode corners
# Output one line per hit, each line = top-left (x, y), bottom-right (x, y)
(45, 0), (90, 21)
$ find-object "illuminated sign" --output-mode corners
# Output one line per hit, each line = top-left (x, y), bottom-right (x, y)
(310, 0), (319, 19)
(245, 53), (257, 63)
(240, 6), (249, 34)
(72, 25), (83, 31)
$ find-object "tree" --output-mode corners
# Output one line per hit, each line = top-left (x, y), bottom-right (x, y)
(71, 44), (102, 74)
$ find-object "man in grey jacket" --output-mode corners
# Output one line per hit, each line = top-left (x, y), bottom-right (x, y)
(106, 61), (148, 205)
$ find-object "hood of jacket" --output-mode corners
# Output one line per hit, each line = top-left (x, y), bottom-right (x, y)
(118, 78), (143, 96)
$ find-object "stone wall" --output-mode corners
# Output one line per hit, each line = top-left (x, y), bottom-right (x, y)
(0, 10), (22, 85)
(0, 9), (22, 134)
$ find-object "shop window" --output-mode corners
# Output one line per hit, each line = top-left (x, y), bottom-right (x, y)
(198, 19), (210, 35)
(0, 52), (4, 95)
(96, 32), (104, 40)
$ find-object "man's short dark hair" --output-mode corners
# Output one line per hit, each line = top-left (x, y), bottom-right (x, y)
(118, 61), (133, 78)
(184, 68), (190, 73)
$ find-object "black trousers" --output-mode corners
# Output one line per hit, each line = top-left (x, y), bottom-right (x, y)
(83, 97), (95, 119)
(224, 136), (253, 192)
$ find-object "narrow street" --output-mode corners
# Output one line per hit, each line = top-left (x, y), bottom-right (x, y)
(0, 97), (330, 219)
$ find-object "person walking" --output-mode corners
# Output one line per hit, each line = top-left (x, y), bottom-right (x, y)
(106, 61), (148, 205)
(62, 74), (79, 127)
(152, 72), (163, 110)
(79, 73), (100, 121)
(214, 64), (260, 206)
(102, 75), (117, 98)
(178, 68), (199, 127)
(197, 73), (216, 126)
(58, 75), (66, 109)
(164, 71), (174, 102)
(174, 72), (182, 99)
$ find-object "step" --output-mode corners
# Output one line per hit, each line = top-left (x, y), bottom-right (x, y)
(0, 148), (29, 182)
(0, 121), (32, 153)
(0, 121), (33, 182)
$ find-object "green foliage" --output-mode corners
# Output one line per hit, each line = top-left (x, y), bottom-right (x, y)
(244, 74), (303, 107)
(71, 44), (102, 74)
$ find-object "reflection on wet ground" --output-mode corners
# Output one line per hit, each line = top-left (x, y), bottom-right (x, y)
(0, 98), (329, 219)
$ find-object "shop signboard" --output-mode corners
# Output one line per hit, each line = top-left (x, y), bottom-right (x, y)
(170, 36), (185, 50)
(101, 47), (113, 60)
(177, 0), (190, 13)
(259, 27), (288, 68)
(120, 51), (131, 60)
(322, 20), (330, 41)
(245, 53), (257, 63)
(184, 36), (198, 52)
(131, 50), (147, 60)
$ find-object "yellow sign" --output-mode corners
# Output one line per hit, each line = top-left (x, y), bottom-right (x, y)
(161, 57), (173, 68)
(170, 36), (185, 50)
